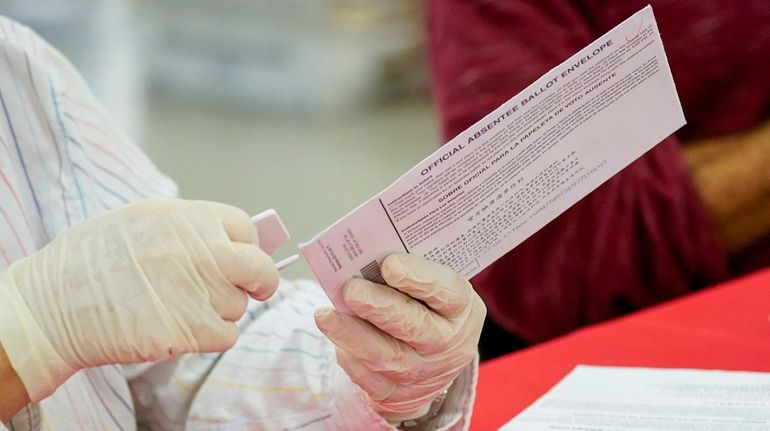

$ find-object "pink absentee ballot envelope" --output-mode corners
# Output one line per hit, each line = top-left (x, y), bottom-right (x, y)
(298, 5), (686, 313)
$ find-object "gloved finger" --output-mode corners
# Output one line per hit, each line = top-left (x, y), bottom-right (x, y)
(381, 254), (474, 319)
(376, 381), (448, 414)
(335, 347), (397, 401)
(214, 242), (279, 300)
(196, 201), (258, 245)
(192, 318), (239, 353)
(342, 277), (457, 354)
(314, 307), (425, 384)
(209, 281), (249, 321)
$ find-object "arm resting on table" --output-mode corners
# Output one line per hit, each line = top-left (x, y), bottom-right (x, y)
(684, 119), (770, 253)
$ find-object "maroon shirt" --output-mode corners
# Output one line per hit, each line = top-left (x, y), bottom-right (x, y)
(427, 0), (770, 343)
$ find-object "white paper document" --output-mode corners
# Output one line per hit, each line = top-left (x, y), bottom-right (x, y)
(502, 366), (770, 430)
(300, 5), (685, 312)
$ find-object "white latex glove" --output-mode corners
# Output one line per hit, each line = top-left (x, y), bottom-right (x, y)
(0, 198), (279, 402)
(314, 253), (485, 422)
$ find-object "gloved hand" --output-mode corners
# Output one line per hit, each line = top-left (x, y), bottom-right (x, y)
(0, 199), (279, 402)
(314, 253), (485, 422)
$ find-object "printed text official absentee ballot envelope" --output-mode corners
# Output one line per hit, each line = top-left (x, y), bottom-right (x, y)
(299, 5), (685, 313)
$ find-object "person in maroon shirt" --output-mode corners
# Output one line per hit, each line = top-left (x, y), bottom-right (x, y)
(426, 0), (770, 359)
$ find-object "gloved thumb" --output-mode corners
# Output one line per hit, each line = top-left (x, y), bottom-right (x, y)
(314, 307), (342, 336)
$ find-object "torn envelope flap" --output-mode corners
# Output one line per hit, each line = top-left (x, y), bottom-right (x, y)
(251, 209), (291, 256)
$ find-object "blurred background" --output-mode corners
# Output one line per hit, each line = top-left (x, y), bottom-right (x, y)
(0, 0), (441, 279)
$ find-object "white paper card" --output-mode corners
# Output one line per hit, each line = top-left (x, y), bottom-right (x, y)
(502, 365), (770, 430)
(300, 5), (685, 312)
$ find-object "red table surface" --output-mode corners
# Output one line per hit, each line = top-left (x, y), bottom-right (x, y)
(471, 269), (770, 430)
